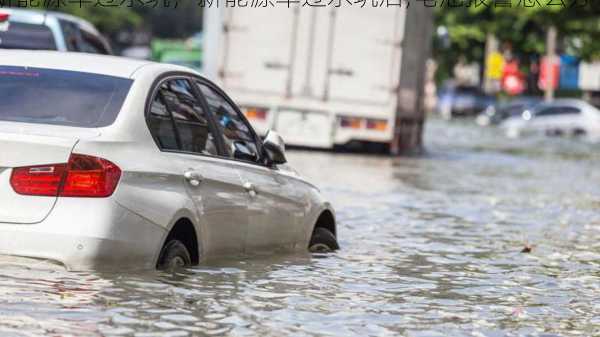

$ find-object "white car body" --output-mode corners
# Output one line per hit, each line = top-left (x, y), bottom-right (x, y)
(203, 7), (407, 149)
(0, 51), (336, 271)
(500, 99), (600, 139)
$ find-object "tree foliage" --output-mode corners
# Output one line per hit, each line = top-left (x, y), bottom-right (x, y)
(434, 1), (600, 80)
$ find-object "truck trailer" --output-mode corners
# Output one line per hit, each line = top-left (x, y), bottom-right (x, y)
(203, 7), (408, 151)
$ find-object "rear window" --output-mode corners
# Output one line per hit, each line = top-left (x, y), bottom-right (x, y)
(0, 22), (57, 50)
(0, 66), (132, 128)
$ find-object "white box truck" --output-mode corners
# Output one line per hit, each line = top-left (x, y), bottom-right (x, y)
(203, 7), (407, 150)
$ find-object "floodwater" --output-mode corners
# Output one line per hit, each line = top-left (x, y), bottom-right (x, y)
(2, 119), (600, 337)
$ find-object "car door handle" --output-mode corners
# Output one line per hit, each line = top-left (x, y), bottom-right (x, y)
(184, 171), (203, 187)
(243, 182), (257, 197)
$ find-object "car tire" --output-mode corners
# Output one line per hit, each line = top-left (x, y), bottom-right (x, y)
(157, 240), (192, 270)
(309, 228), (340, 253)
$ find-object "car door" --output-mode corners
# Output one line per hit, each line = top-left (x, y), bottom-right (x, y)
(533, 106), (581, 134)
(147, 77), (249, 256)
(530, 107), (559, 132)
(195, 80), (305, 251)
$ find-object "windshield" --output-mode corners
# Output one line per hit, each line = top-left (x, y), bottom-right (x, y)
(0, 22), (57, 50)
(0, 66), (132, 128)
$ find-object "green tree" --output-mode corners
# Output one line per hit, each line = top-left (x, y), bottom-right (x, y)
(434, 1), (600, 82)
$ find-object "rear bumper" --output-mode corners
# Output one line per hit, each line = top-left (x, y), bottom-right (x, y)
(0, 198), (166, 271)
(250, 108), (393, 149)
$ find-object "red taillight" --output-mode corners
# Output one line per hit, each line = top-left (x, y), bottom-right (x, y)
(10, 164), (66, 197)
(10, 154), (121, 198)
(0, 13), (9, 23)
(61, 154), (121, 198)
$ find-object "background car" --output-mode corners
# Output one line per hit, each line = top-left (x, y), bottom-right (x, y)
(476, 97), (542, 126)
(500, 99), (600, 138)
(0, 50), (338, 271)
(437, 82), (496, 119)
(0, 8), (111, 54)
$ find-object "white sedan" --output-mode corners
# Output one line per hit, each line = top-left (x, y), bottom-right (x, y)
(0, 51), (339, 271)
(500, 99), (600, 139)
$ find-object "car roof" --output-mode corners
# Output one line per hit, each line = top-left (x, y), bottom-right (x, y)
(0, 50), (167, 78)
(531, 99), (600, 115)
(547, 98), (588, 106)
(536, 99), (590, 109)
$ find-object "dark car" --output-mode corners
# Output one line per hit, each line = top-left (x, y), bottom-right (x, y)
(437, 83), (496, 119)
(476, 97), (542, 126)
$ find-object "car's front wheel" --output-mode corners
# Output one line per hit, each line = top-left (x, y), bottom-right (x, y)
(309, 228), (339, 253)
(157, 240), (192, 270)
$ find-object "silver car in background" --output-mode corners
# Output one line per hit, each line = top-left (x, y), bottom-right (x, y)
(0, 51), (339, 271)
(501, 99), (600, 139)
(0, 8), (111, 54)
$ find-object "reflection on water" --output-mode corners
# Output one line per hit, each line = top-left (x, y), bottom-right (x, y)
(2, 119), (600, 336)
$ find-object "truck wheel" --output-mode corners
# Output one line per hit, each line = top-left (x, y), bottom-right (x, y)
(157, 240), (192, 270)
(309, 228), (340, 253)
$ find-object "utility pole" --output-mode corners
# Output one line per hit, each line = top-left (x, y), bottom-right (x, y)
(545, 26), (558, 102)
(391, 4), (434, 155)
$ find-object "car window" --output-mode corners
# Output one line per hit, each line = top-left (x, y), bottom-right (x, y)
(147, 94), (179, 151)
(196, 82), (261, 163)
(0, 22), (56, 50)
(151, 79), (218, 156)
(59, 20), (79, 51)
(558, 107), (581, 115)
(535, 107), (558, 117)
(79, 30), (110, 55)
(503, 104), (528, 117)
(536, 106), (580, 117)
(0, 66), (132, 128)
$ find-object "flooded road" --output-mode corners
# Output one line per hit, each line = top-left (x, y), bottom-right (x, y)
(2, 119), (600, 337)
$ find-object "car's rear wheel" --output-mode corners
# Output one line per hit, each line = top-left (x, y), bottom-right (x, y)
(157, 240), (192, 270)
(309, 228), (339, 253)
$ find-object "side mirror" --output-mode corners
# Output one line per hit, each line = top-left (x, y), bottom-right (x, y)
(263, 130), (287, 165)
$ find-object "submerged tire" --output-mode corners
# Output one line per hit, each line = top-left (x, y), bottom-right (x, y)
(309, 228), (340, 253)
(157, 240), (192, 270)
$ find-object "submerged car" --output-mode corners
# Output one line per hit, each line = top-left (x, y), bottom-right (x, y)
(500, 99), (600, 138)
(0, 8), (111, 54)
(0, 51), (339, 271)
(476, 97), (541, 126)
